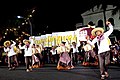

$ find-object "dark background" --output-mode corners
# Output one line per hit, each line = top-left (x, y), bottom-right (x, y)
(0, 0), (117, 35)
(0, 0), (95, 34)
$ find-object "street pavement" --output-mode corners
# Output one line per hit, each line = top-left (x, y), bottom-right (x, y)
(0, 64), (120, 80)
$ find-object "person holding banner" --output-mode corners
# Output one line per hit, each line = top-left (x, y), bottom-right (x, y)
(56, 40), (71, 70)
(86, 20), (113, 80)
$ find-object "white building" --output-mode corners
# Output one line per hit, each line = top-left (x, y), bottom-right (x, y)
(81, 4), (120, 30)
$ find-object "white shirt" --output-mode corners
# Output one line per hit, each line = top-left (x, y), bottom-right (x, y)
(87, 24), (113, 54)
(19, 40), (34, 57)
(36, 45), (43, 53)
(71, 46), (79, 53)
(83, 44), (93, 51)
(32, 47), (36, 54)
(113, 57), (117, 61)
(4, 41), (16, 57)
(50, 49), (57, 55)
(36, 47), (41, 53)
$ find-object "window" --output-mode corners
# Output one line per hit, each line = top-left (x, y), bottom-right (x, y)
(97, 19), (104, 27)
(108, 18), (114, 26)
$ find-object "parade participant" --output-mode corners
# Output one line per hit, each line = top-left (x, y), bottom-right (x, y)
(32, 44), (40, 68)
(35, 44), (43, 67)
(87, 21), (95, 28)
(56, 40), (71, 70)
(70, 41), (79, 68)
(13, 45), (19, 67)
(78, 41), (85, 64)
(50, 46), (57, 64)
(82, 41), (97, 66)
(19, 39), (34, 72)
(15, 45), (23, 65)
(86, 20), (113, 80)
(32, 44), (43, 68)
(4, 40), (17, 70)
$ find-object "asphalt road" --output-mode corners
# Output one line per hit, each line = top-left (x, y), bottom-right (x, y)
(0, 64), (120, 80)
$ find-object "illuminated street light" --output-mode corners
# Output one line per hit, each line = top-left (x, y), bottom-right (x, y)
(6, 29), (9, 31)
(27, 18), (29, 20)
(5, 33), (7, 35)
(16, 38), (19, 41)
(18, 26), (20, 28)
(14, 28), (16, 30)
(26, 22), (28, 24)
(10, 29), (12, 31)
(17, 16), (23, 18)
(3, 36), (5, 38)
(32, 9), (35, 13)
(29, 15), (32, 17)
(22, 23), (25, 25)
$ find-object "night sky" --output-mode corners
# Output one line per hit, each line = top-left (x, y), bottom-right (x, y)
(0, 0), (110, 35)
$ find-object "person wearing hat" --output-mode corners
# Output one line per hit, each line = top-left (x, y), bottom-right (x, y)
(86, 20), (113, 80)
(87, 21), (95, 28)
(18, 39), (34, 72)
(56, 40), (71, 70)
(4, 40), (17, 70)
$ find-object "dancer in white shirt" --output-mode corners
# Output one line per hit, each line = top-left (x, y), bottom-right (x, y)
(50, 46), (57, 64)
(70, 42), (79, 68)
(4, 40), (17, 70)
(19, 39), (34, 72)
(86, 20), (113, 80)
(57, 40), (71, 70)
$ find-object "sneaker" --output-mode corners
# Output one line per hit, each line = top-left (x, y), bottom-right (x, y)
(66, 66), (71, 70)
(105, 72), (109, 78)
(101, 75), (105, 80)
(29, 66), (32, 71)
(26, 69), (30, 72)
(70, 66), (75, 69)
(12, 67), (15, 70)
(8, 68), (12, 71)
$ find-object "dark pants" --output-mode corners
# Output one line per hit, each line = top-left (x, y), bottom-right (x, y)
(72, 52), (78, 65)
(17, 53), (24, 65)
(8, 55), (15, 68)
(35, 53), (43, 65)
(98, 51), (110, 75)
(56, 54), (60, 63)
(25, 56), (32, 69)
(84, 50), (96, 63)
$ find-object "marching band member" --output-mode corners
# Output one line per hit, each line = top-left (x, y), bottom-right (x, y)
(19, 39), (34, 72)
(86, 20), (113, 80)
(4, 40), (17, 70)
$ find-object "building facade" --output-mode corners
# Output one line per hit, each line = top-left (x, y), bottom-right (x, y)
(81, 4), (120, 30)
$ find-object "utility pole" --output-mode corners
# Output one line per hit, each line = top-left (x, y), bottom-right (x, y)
(27, 18), (32, 36)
